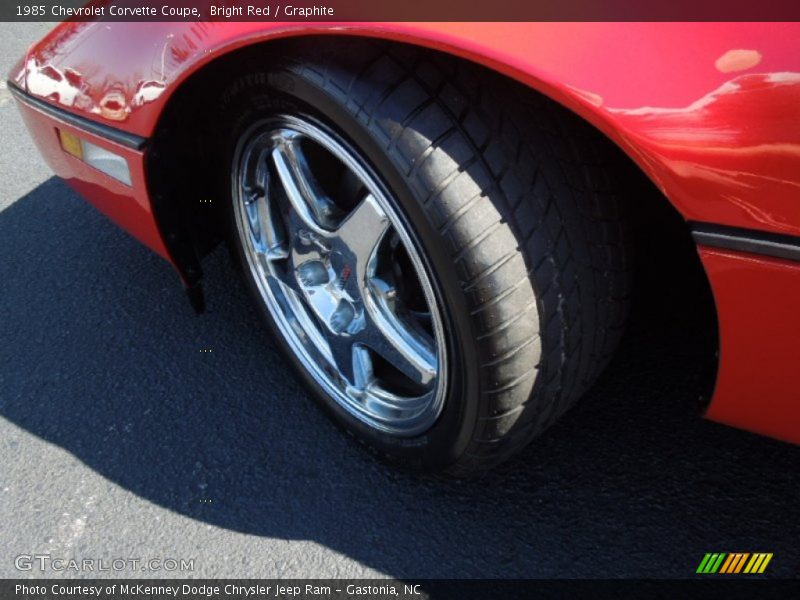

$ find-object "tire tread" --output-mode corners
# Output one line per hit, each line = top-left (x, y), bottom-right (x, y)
(270, 40), (632, 475)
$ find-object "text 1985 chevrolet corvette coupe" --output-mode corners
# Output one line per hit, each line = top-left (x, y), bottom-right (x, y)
(8, 21), (800, 475)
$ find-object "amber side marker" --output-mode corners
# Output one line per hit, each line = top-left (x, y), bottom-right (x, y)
(58, 129), (83, 160)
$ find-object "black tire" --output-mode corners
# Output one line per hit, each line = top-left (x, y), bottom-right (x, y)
(219, 40), (632, 476)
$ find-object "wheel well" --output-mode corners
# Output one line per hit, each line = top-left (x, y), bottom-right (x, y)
(146, 36), (718, 388)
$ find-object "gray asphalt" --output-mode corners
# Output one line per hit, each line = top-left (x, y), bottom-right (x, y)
(2, 22), (799, 580)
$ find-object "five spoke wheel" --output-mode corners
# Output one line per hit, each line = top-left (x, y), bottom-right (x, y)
(233, 116), (447, 436)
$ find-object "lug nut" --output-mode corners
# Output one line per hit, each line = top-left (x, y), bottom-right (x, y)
(297, 261), (329, 287)
(330, 300), (355, 334)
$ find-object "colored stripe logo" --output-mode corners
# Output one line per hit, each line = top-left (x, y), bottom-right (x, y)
(696, 553), (772, 574)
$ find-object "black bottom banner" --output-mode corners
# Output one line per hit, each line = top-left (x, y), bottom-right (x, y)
(4, 579), (800, 600)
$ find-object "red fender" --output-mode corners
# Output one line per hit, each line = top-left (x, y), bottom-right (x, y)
(13, 21), (800, 444)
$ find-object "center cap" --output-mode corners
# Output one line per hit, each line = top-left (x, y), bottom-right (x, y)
(294, 242), (365, 337)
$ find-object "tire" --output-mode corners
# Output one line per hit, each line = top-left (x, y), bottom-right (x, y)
(218, 40), (632, 476)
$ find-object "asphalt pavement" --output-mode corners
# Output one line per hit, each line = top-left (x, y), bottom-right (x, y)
(1, 22), (799, 580)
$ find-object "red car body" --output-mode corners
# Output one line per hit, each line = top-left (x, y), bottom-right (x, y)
(9, 21), (800, 445)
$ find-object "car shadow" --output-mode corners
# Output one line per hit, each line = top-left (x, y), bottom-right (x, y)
(2, 177), (799, 578)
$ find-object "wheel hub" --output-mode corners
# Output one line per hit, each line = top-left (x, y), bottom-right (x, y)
(294, 237), (365, 337)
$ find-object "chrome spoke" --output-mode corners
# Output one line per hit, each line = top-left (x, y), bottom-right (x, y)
(347, 347), (436, 420)
(243, 185), (289, 261)
(268, 276), (333, 365)
(362, 282), (437, 387)
(271, 132), (338, 234)
(335, 193), (391, 285)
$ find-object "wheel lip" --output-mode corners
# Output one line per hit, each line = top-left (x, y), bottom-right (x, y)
(231, 113), (449, 437)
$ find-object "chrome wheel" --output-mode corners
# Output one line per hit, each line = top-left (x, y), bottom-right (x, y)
(232, 115), (447, 436)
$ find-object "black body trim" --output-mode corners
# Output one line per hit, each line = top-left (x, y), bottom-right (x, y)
(691, 222), (800, 263)
(7, 80), (147, 151)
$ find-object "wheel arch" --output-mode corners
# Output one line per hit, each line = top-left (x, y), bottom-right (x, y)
(146, 32), (719, 411)
(146, 26), (680, 214)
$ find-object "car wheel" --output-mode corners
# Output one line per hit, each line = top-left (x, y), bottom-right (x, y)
(220, 41), (631, 476)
